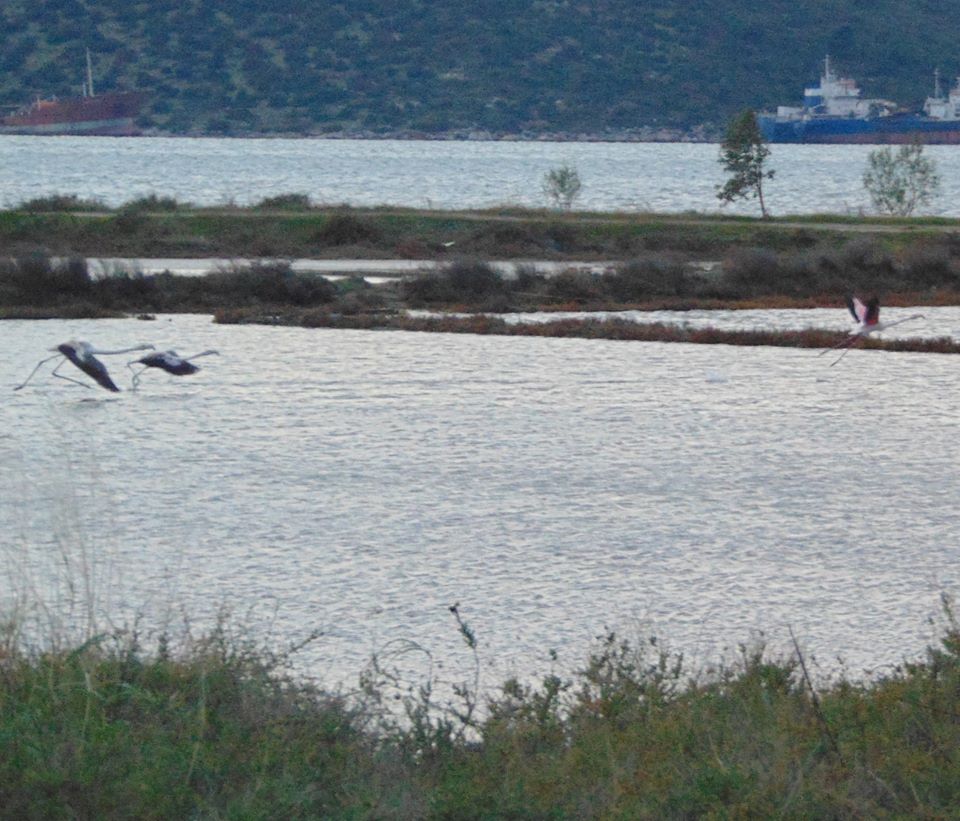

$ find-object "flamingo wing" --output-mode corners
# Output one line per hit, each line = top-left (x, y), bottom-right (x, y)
(139, 351), (199, 375)
(846, 295), (868, 323)
(59, 345), (120, 392)
(864, 298), (880, 326)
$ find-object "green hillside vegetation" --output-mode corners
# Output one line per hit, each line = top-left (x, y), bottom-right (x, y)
(2, 0), (960, 136)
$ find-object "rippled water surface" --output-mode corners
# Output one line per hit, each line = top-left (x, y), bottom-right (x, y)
(3, 313), (960, 689)
(4, 135), (960, 215)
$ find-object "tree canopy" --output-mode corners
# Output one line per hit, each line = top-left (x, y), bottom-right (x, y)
(717, 110), (774, 217)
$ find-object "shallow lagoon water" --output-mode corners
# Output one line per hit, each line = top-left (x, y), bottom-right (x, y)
(3, 312), (960, 691)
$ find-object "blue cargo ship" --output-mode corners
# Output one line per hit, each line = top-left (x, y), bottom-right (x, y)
(759, 58), (960, 144)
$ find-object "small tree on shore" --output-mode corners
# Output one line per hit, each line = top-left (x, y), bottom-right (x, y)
(863, 142), (941, 216)
(543, 163), (583, 211)
(717, 109), (774, 218)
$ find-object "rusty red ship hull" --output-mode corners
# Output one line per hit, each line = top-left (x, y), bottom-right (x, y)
(0, 91), (144, 136)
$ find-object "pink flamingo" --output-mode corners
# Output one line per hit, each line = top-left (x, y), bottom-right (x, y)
(821, 295), (925, 365)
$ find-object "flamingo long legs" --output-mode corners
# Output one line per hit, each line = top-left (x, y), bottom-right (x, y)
(13, 354), (63, 391)
(51, 358), (96, 389)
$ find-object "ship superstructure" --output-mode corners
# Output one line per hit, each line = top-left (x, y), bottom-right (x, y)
(759, 58), (960, 144)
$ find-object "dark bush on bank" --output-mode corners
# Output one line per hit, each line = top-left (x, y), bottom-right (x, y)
(719, 247), (781, 297)
(544, 222), (582, 252)
(401, 259), (510, 305)
(120, 194), (185, 212)
(17, 194), (108, 212)
(0, 253), (344, 312)
(464, 222), (547, 256)
(314, 213), (383, 246)
(443, 258), (506, 298)
(97, 271), (161, 304)
(336, 276), (391, 314)
(203, 262), (337, 306)
(513, 264), (547, 292)
(400, 271), (453, 305)
(0, 254), (91, 304)
(900, 241), (960, 287)
(718, 240), (904, 298)
(255, 193), (313, 210)
(608, 256), (692, 299)
(545, 269), (606, 303)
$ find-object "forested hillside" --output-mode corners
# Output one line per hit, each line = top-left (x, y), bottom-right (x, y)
(2, 0), (960, 138)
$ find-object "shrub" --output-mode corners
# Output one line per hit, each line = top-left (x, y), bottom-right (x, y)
(256, 193), (313, 210)
(443, 258), (506, 298)
(204, 262), (336, 305)
(0, 253), (91, 303)
(314, 214), (382, 246)
(336, 283), (389, 314)
(120, 194), (184, 212)
(835, 238), (898, 292)
(94, 271), (161, 306)
(608, 256), (691, 300)
(466, 223), (544, 256)
(719, 247), (782, 296)
(542, 163), (583, 211)
(546, 270), (606, 303)
(900, 242), (958, 287)
(545, 222), (581, 253)
(17, 194), (108, 212)
(400, 271), (454, 305)
(400, 259), (508, 305)
(513, 264), (547, 292)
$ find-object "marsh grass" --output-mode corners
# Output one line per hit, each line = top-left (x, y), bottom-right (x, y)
(6, 597), (960, 817)
(218, 308), (960, 357)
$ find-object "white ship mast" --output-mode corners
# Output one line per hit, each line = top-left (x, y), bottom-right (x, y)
(923, 67), (960, 120)
(84, 48), (95, 98)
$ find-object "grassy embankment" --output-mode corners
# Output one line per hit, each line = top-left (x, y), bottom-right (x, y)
(4, 603), (960, 817)
(4, 195), (960, 352)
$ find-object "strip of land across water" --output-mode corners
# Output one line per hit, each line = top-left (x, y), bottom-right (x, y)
(5, 199), (960, 351)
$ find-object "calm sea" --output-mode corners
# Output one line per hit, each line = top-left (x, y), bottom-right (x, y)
(2, 135), (960, 216)
(4, 312), (960, 691)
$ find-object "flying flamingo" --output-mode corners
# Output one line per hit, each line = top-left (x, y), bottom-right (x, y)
(14, 340), (155, 392)
(128, 349), (219, 390)
(820, 295), (925, 365)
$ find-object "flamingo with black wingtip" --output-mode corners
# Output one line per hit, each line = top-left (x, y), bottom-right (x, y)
(128, 349), (219, 390)
(14, 340), (155, 392)
(820, 295), (925, 365)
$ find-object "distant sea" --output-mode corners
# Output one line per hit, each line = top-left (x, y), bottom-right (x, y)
(2, 135), (960, 216)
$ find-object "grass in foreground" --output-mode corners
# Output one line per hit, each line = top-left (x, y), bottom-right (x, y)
(4, 602), (960, 818)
